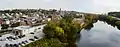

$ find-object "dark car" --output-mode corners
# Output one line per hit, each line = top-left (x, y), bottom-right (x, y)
(30, 32), (34, 34)
(9, 44), (13, 47)
(38, 27), (41, 29)
(21, 35), (25, 37)
(18, 43), (22, 46)
(34, 36), (38, 39)
(24, 40), (28, 43)
(22, 41), (26, 44)
(9, 36), (13, 39)
(5, 44), (9, 47)
(6, 37), (10, 39)
(23, 35), (25, 37)
(15, 37), (18, 40)
(0, 35), (2, 37)
(18, 35), (23, 38)
(29, 39), (35, 41)
(18, 36), (22, 38)
(13, 44), (19, 47)
(13, 38), (16, 40)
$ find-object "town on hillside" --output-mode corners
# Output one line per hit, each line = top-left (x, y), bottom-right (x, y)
(0, 8), (89, 47)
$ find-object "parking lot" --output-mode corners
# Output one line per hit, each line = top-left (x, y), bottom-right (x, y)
(0, 26), (45, 47)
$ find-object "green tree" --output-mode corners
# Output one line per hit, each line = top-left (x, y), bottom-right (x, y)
(115, 21), (120, 29)
(23, 38), (64, 47)
(107, 16), (114, 21)
(23, 14), (83, 47)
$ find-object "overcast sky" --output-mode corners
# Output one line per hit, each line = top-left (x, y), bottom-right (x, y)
(0, 0), (120, 13)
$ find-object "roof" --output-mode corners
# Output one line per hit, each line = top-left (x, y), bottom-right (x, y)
(22, 15), (28, 18)
(14, 26), (30, 30)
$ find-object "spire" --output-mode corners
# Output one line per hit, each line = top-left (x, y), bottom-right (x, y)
(60, 8), (61, 11)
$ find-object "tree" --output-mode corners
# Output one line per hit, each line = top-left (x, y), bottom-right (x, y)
(55, 26), (64, 36)
(107, 16), (114, 21)
(115, 21), (120, 30)
(24, 14), (83, 47)
(23, 38), (64, 47)
(43, 21), (64, 38)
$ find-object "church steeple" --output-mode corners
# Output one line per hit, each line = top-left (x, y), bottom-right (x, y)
(60, 8), (61, 12)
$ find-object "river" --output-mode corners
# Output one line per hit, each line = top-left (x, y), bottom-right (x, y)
(77, 21), (120, 47)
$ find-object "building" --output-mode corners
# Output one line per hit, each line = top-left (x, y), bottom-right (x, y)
(13, 26), (30, 35)
(12, 25), (45, 36)
(5, 20), (10, 24)
(20, 21), (27, 26)
(47, 18), (51, 21)
(0, 18), (3, 24)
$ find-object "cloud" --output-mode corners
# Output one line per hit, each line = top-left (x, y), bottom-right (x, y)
(93, 0), (120, 13)
(94, 0), (120, 7)
(0, 0), (120, 13)
(0, 0), (81, 11)
(43, 0), (53, 2)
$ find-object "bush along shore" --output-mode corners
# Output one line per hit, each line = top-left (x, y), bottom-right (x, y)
(98, 15), (120, 30)
(23, 14), (97, 47)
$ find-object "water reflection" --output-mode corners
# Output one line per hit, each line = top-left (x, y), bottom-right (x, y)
(77, 21), (120, 47)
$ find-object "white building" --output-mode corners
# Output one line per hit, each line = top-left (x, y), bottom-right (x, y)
(0, 25), (2, 30)
(47, 18), (51, 21)
(5, 20), (10, 24)
(13, 25), (46, 35)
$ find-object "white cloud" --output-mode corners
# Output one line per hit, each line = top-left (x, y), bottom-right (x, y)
(43, 0), (53, 2)
(93, 0), (120, 13)
(94, 0), (120, 7)
(0, 0), (120, 13)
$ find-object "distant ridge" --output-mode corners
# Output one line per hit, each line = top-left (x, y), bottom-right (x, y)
(0, 8), (98, 15)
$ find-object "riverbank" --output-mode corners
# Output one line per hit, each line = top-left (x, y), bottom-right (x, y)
(76, 15), (120, 47)
(98, 15), (120, 30)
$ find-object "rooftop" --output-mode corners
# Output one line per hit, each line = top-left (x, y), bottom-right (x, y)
(14, 26), (30, 30)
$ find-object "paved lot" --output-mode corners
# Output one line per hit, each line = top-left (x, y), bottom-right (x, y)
(0, 25), (45, 47)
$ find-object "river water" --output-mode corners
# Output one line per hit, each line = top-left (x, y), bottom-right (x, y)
(77, 21), (120, 47)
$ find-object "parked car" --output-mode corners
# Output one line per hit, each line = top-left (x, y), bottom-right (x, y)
(30, 32), (34, 34)
(34, 36), (38, 39)
(18, 43), (22, 46)
(5, 44), (9, 47)
(29, 39), (35, 41)
(18, 36), (22, 38)
(22, 41), (26, 44)
(9, 44), (13, 47)
(0, 35), (2, 37)
(13, 38), (15, 40)
(24, 40), (28, 43)
(13, 44), (19, 47)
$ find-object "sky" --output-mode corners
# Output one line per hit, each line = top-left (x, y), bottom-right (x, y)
(0, 0), (120, 13)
